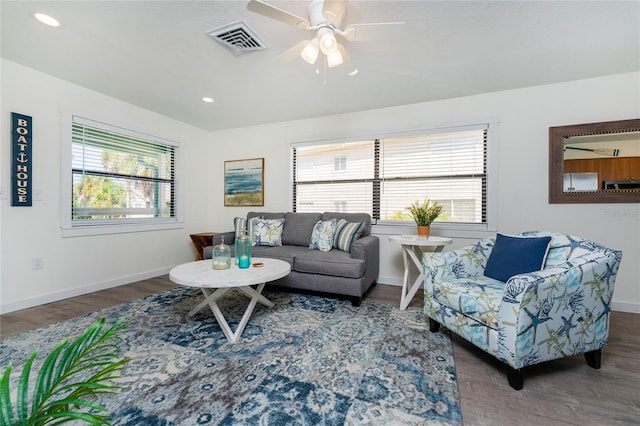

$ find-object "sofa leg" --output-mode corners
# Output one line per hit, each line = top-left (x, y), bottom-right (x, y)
(584, 349), (602, 369)
(507, 367), (524, 390)
(351, 296), (362, 307)
(429, 319), (440, 333)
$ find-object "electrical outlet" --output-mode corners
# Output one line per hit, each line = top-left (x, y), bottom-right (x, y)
(32, 257), (44, 270)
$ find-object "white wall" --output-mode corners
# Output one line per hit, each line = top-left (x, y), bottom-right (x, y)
(1, 60), (214, 313)
(209, 72), (640, 312)
(2, 59), (638, 314)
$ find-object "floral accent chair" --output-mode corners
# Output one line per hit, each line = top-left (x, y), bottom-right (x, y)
(423, 231), (622, 390)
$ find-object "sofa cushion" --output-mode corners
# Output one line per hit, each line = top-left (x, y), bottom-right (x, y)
(252, 218), (286, 247)
(333, 219), (365, 252)
(294, 249), (365, 279)
(484, 233), (552, 282)
(281, 212), (322, 246)
(322, 212), (371, 237)
(251, 245), (299, 266)
(309, 218), (337, 252)
(433, 276), (505, 329)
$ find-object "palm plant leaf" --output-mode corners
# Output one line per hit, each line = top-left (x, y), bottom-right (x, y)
(0, 317), (129, 426)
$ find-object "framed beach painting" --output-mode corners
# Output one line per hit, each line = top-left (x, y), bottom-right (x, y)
(224, 158), (264, 206)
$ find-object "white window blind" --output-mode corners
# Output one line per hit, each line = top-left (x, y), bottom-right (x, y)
(379, 129), (487, 224)
(71, 119), (176, 225)
(292, 125), (488, 225)
(294, 140), (374, 214)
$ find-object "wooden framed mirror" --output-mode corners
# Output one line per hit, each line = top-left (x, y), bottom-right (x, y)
(549, 118), (640, 203)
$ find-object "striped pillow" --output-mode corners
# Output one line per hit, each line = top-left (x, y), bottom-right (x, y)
(333, 219), (365, 252)
(234, 216), (261, 246)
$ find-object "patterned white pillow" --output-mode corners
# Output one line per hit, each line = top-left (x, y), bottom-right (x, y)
(252, 218), (286, 247)
(333, 219), (365, 252)
(234, 216), (261, 246)
(309, 219), (337, 252)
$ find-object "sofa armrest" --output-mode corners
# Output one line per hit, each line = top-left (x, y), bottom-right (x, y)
(496, 249), (622, 368)
(350, 235), (380, 283)
(202, 231), (236, 259)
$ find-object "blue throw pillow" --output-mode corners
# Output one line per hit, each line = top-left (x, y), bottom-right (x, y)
(484, 233), (552, 282)
(309, 219), (337, 252)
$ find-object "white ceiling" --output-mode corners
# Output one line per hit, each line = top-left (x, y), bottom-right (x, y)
(2, 1), (638, 131)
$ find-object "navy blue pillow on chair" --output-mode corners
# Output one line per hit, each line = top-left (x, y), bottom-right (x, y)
(484, 233), (552, 282)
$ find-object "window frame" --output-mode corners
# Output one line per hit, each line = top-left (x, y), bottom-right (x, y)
(291, 122), (498, 235)
(61, 112), (183, 237)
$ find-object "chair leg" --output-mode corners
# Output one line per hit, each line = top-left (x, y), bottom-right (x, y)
(507, 367), (524, 390)
(429, 319), (440, 332)
(351, 296), (362, 307)
(584, 349), (602, 369)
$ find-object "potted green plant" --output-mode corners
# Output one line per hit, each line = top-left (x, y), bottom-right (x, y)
(407, 198), (443, 236)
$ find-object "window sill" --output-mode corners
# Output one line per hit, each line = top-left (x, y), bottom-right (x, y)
(62, 221), (184, 238)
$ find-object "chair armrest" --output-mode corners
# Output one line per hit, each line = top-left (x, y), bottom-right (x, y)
(423, 240), (493, 282)
(496, 249), (622, 368)
(202, 231), (236, 259)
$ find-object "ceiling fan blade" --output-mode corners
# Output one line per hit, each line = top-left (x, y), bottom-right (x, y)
(275, 40), (309, 64)
(341, 22), (405, 41)
(247, 0), (310, 29)
(322, 0), (347, 25)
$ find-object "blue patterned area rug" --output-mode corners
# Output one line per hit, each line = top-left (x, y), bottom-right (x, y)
(1, 287), (462, 425)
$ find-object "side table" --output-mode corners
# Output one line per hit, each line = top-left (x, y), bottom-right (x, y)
(389, 235), (452, 310)
(190, 232), (222, 260)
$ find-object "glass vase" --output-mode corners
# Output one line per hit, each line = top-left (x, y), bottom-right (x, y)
(212, 237), (231, 270)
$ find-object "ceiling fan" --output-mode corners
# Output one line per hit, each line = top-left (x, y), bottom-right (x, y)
(246, 0), (404, 74)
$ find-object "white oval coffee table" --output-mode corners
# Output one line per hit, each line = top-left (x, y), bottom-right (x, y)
(169, 257), (290, 343)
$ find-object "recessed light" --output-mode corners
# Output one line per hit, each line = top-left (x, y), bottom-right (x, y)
(202, 97), (214, 103)
(34, 13), (60, 27)
(348, 69), (359, 76)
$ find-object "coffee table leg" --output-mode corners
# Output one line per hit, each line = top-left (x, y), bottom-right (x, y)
(237, 286), (274, 307)
(193, 283), (273, 343)
(188, 287), (230, 318)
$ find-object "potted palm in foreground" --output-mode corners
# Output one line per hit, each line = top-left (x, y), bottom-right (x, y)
(0, 317), (129, 425)
(407, 198), (443, 236)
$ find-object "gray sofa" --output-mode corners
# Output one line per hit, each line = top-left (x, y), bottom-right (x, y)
(204, 212), (379, 306)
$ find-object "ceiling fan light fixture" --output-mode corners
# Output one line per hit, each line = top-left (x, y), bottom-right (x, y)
(319, 29), (338, 55)
(301, 38), (320, 64)
(326, 49), (344, 68)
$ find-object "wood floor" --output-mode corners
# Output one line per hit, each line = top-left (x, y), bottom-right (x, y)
(2, 277), (639, 425)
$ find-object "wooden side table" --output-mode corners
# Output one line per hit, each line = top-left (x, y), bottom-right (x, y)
(190, 232), (221, 260)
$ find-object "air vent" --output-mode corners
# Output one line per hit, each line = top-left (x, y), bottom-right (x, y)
(207, 21), (267, 56)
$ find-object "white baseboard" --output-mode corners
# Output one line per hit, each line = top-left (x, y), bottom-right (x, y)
(0, 266), (173, 315)
(3, 271), (638, 315)
(376, 275), (403, 287)
(611, 301), (640, 314)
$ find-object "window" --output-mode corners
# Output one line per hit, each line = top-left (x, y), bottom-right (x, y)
(62, 115), (181, 236)
(292, 124), (494, 228)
